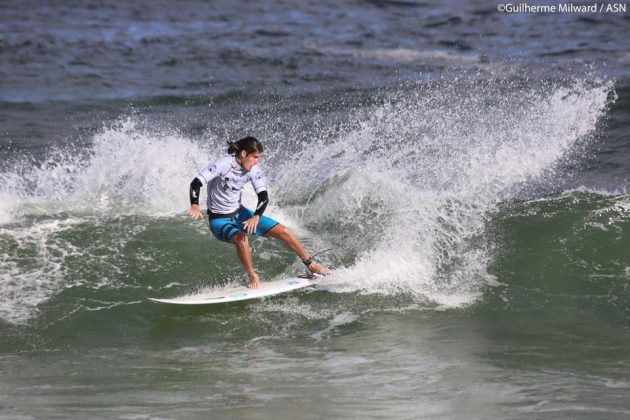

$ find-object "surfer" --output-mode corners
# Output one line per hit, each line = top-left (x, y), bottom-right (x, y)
(188, 136), (331, 289)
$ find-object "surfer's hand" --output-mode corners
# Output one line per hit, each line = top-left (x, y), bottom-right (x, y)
(188, 205), (203, 220)
(243, 215), (260, 235)
(247, 273), (261, 289)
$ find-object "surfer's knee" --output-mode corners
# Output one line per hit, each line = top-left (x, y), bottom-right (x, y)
(230, 232), (248, 247)
(268, 224), (290, 239)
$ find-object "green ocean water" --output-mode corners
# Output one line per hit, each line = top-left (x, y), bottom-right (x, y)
(2, 188), (630, 418)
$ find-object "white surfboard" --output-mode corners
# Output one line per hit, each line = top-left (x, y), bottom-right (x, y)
(148, 276), (318, 305)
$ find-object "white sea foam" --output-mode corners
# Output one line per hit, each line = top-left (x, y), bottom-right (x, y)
(310, 45), (479, 64)
(0, 218), (85, 324)
(0, 118), (212, 223)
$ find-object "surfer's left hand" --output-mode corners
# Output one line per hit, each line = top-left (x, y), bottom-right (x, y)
(243, 215), (260, 234)
(188, 204), (203, 220)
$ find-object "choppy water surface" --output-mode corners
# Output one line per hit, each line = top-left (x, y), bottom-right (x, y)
(1, 1), (630, 418)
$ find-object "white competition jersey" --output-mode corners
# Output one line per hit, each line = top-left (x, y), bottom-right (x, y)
(196, 156), (267, 214)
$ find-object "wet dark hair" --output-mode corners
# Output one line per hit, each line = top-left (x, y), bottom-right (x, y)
(227, 136), (264, 155)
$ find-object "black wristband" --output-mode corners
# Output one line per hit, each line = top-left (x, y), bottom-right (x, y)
(302, 258), (313, 267)
(254, 190), (269, 217)
(190, 177), (202, 205)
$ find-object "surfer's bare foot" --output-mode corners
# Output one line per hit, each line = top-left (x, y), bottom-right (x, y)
(307, 262), (331, 276)
(247, 274), (261, 289)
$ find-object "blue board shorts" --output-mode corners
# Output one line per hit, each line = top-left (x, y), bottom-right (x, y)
(208, 206), (279, 242)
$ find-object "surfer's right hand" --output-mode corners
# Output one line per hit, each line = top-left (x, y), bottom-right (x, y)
(188, 205), (203, 220)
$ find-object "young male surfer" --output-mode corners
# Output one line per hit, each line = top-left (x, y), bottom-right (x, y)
(188, 136), (331, 289)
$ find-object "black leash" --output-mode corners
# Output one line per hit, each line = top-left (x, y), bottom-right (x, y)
(302, 248), (335, 268)
(311, 248), (335, 259)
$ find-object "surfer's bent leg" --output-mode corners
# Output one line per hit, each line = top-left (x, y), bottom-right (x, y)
(209, 214), (262, 288)
(229, 232), (261, 289)
(265, 225), (331, 275)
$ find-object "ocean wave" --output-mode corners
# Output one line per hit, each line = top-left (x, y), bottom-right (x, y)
(0, 77), (616, 324)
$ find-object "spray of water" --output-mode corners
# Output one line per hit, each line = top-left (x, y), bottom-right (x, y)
(270, 79), (614, 306)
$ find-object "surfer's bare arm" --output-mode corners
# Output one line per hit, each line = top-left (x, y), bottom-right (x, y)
(188, 177), (203, 220)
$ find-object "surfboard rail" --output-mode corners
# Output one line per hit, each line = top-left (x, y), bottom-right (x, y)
(148, 275), (319, 305)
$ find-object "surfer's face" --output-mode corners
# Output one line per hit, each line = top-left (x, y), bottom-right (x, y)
(238, 151), (263, 171)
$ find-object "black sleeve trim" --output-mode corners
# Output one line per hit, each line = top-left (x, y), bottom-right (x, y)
(190, 177), (202, 205)
(254, 190), (269, 217)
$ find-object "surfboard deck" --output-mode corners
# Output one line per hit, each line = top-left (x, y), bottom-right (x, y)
(148, 275), (319, 305)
